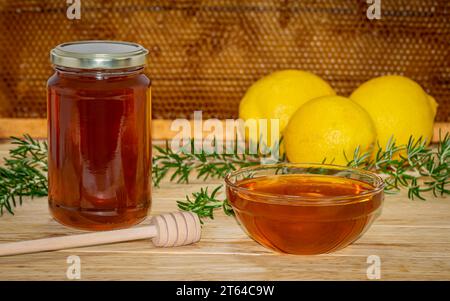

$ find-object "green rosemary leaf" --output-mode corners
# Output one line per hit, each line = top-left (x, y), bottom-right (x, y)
(346, 133), (449, 200)
(222, 199), (235, 217)
(0, 135), (48, 215)
(176, 185), (226, 224)
(152, 137), (282, 188)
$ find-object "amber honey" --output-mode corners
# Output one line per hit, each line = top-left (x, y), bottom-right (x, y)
(226, 165), (384, 255)
(47, 41), (151, 230)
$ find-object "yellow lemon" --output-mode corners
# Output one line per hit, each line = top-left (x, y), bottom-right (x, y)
(350, 75), (437, 148)
(239, 70), (335, 139)
(284, 95), (376, 165)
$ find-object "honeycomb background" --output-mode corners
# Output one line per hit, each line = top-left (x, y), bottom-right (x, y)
(0, 0), (449, 120)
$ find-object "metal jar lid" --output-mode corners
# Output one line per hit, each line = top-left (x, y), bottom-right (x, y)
(50, 40), (148, 69)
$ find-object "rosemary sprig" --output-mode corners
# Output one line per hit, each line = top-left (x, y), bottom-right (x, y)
(152, 138), (282, 187)
(346, 132), (450, 200)
(0, 135), (48, 215)
(176, 185), (234, 224)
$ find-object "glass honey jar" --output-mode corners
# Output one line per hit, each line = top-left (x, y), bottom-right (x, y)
(47, 41), (151, 230)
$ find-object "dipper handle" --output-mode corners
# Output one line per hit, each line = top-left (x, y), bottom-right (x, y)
(0, 212), (201, 257)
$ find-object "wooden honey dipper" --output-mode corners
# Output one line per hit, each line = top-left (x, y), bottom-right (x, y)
(0, 212), (201, 257)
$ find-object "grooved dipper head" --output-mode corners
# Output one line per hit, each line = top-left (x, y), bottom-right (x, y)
(150, 212), (201, 247)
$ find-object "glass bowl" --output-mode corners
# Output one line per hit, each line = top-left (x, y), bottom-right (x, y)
(225, 163), (384, 255)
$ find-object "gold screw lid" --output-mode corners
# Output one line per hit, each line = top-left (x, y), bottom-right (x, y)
(50, 40), (148, 69)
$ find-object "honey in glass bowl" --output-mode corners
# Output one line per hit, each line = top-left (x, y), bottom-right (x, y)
(225, 164), (384, 255)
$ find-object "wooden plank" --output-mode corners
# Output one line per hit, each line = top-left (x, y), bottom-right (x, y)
(0, 185), (449, 280)
(0, 139), (449, 280)
(0, 118), (449, 142)
(0, 118), (47, 138)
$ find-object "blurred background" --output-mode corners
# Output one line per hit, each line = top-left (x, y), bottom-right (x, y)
(0, 0), (448, 121)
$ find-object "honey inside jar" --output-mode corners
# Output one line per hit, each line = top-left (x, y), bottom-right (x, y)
(226, 165), (384, 255)
(47, 41), (151, 230)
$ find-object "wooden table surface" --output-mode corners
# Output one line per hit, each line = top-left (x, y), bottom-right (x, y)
(0, 142), (449, 280)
